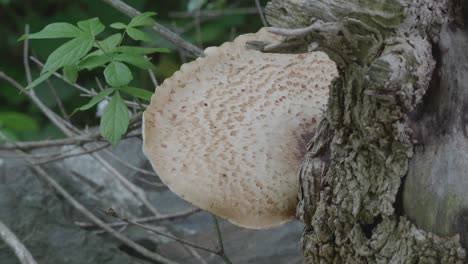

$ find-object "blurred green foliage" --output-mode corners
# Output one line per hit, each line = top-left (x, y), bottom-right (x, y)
(0, 0), (267, 141)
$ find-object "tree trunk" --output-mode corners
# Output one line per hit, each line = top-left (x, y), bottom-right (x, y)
(264, 0), (467, 262)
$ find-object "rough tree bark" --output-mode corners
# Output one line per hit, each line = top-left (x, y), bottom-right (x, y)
(263, 0), (467, 263)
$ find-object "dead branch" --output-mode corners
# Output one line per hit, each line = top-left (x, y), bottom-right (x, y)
(0, 221), (37, 264)
(101, 0), (204, 58)
(30, 143), (110, 166)
(74, 208), (200, 229)
(104, 208), (232, 263)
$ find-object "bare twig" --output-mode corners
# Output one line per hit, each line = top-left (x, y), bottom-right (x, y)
(100, 0), (204, 58)
(254, 0), (268, 26)
(105, 208), (219, 255)
(135, 176), (165, 188)
(169, 7), (259, 18)
(0, 135), (102, 150)
(45, 78), (69, 120)
(93, 149), (162, 216)
(194, 9), (203, 49)
(31, 143), (110, 166)
(75, 209), (200, 229)
(105, 208), (232, 264)
(102, 149), (159, 177)
(0, 133), (178, 264)
(148, 69), (158, 87)
(3, 144), (82, 160)
(0, 71), (70, 134)
(0, 221), (37, 264)
(95, 77), (104, 91)
(0, 119), (141, 151)
(266, 21), (340, 37)
(183, 245), (209, 264)
(29, 57), (91, 94)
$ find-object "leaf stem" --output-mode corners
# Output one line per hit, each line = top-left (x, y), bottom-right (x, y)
(95, 39), (111, 58)
(117, 30), (127, 47)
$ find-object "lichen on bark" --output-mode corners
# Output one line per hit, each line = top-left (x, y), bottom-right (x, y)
(265, 0), (467, 262)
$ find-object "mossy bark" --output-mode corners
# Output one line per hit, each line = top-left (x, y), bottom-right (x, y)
(265, 0), (467, 262)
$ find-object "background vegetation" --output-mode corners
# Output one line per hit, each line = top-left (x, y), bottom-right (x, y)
(0, 0), (267, 142)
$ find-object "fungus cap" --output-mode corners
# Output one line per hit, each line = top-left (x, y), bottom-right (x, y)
(143, 28), (338, 229)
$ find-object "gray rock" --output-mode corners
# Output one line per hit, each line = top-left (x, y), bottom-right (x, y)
(0, 137), (303, 263)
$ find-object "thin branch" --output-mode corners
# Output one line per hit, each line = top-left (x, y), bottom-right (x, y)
(0, 71), (70, 134)
(0, 133), (178, 264)
(102, 149), (159, 177)
(183, 245), (209, 264)
(105, 208), (220, 255)
(82, 132), (161, 218)
(169, 7), (259, 18)
(2, 144), (81, 160)
(45, 78), (69, 120)
(106, 208), (232, 264)
(266, 21), (340, 37)
(194, 9), (203, 49)
(266, 24), (319, 37)
(95, 77), (104, 91)
(75, 209), (200, 229)
(0, 221), (37, 264)
(30, 57), (91, 94)
(148, 70), (158, 88)
(135, 177), (166, 188)
(254, 0), (268, 26)
(0, 136), (101, 150)
(30, 143), (110, 166)
(0, 118), (141, 151)
(100, 0), (204, 58)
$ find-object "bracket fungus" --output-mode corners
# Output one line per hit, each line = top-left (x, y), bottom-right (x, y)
(143, 28), (338, 229)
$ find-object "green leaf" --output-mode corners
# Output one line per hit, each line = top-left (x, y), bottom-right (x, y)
(126, 27), (153, 42)
(104, 61), (133, 87)
(110, 22), (127, 29)
(63, 64), (78, 83)
(77, 18), (105, 36)
(113, 53), (155, 70)
(78, 55), (111, 70)
(25, 71), (55, 90)
(100, 91), (129, 145)
(41, 35), (94, 74)
(114, 46), (170, 54)
(119, 86), (153, 101)
(18, 23), (83, 41)
(94, 33), (121, 53)
(72, 87), (115, 114)
(128, 12), (157, 27)
(0, 112), (39, 132)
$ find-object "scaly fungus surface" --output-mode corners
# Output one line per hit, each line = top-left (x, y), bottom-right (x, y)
(143, 28), (337, 229)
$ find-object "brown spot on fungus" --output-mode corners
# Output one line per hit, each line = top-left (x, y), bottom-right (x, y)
(142, 28), (338, 229)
